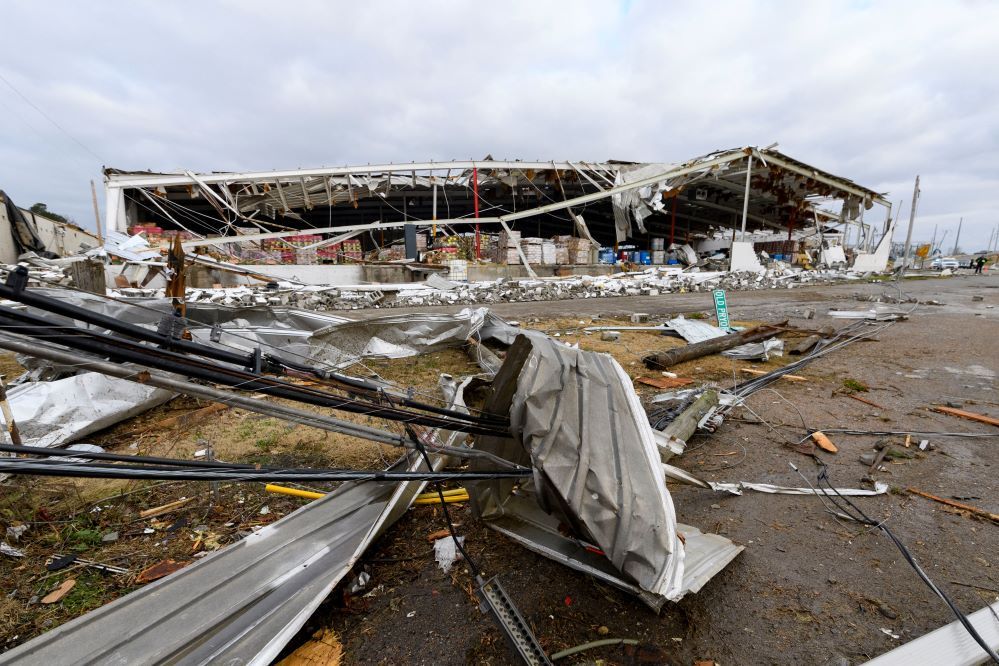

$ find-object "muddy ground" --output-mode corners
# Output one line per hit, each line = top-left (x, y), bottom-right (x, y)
(316, 273), (999, 665)
(1, 273), (997, 664)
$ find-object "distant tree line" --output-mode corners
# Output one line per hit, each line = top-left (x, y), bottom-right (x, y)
(29, 203), (71, 224)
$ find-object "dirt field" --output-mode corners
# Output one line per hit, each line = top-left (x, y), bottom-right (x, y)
(1, 273), (997, 664)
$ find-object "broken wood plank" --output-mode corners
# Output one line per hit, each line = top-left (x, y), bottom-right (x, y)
(811, 431), (838, 453)
(930, 406), (999, 427)
(848, 394), (888, 410)
(136, 559), (189, 584)
(906, 487), (999, 523)
(41, 579), (76, 604)
(276, 628), (343, 666)
(740, 368), (807, 382)
(642, 321), (787, 369)
(636, 376), (694, 389)
(140, 497), (194, 519)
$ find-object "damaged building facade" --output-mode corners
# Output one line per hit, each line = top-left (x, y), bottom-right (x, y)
(100, 146), (894, 289)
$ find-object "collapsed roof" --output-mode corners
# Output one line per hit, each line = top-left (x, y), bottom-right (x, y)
(103, 147), (892, 253)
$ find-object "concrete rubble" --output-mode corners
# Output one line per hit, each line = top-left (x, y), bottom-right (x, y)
(103, 265), (857, 312)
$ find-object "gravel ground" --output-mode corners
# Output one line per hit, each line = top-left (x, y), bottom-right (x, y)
(296, 273), (999, 665)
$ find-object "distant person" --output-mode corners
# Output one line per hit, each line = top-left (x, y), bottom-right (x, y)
(974, 255), (987, 274)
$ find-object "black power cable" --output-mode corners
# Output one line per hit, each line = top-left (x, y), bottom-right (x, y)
(0, 458), (531, 483)
(804, 459), (999, 663)
(0, 308), (507, 437)
(381, 391), (483, 579)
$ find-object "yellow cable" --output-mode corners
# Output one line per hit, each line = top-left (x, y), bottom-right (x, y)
(415, 487), (468, 500)
(413, 494), (469, 505)
(264, 483), (325, 500)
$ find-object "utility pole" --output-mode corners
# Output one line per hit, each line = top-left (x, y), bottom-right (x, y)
(89, 180), (104, 246)
(901, 175), (920, 273)
(952, 217), (963, 255)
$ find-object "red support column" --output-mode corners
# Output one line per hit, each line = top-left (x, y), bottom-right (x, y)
(473, 166), (480, 260)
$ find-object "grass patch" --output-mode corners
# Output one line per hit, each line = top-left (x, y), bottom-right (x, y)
(842, 378), (870, 393)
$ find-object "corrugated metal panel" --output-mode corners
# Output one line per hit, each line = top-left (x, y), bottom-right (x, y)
(473, 335), (743, 604)
(862, 601), (999, 666)
(0, 454), (432, 665)
(667, 316), (728, 343)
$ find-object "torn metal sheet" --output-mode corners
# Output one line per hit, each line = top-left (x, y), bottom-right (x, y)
(2, 372), (173, 449)
(309, 307), (488, 367)
(480, 496), (742, 612)
(666, 316), (728, 343)
(473, 335), (741, 604)
(0, 371), (476, 665)
(721, 338), (784, 361)
(18, 289), (490, 371)
(828, 307), (906, 321)
(662, 464), (889, 497)
(508, 336), (683, 598)
(0, 454), (433, 666)
(862, 601), (999, 666)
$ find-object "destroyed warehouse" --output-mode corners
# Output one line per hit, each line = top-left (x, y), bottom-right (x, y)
(0, 145), (997, 665)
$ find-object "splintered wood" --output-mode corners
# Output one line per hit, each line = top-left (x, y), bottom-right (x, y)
(931, 406), (999, 427)
(277, 628), (343, 666)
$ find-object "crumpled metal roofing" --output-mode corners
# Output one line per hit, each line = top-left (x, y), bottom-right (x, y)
(0, 453), (434, 665)
(471, 335), (737, 602)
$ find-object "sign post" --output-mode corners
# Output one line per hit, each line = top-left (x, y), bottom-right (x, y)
(713, 289), (730, 330)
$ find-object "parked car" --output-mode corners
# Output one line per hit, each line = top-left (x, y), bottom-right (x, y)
(930, 256), (960, 270)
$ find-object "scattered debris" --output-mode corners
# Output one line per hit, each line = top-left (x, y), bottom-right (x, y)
(432, 536), (464, 573)
(931, 405), (999, 427)
(849, 394), (887, 410)
(136, 559), (190, 584)
(40, 579), (76, 604)
(643, 321), (786, 369)
(906, 488), (999, 524)
(636, 376), (694, 390)
(139, 497), (194, 519)
(740, 368), (807, 382)
(812, 431), (839, 453)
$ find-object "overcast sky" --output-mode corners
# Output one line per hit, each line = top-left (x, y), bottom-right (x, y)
(1, 0), (996, 251)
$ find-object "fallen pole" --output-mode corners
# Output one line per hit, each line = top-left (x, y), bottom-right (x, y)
(642, 321), (786, 369)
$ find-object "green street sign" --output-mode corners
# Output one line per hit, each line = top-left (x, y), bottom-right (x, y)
(713, 289), (730, 329)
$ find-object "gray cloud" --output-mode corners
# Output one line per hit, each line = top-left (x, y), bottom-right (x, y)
(1, 0), (996, 250)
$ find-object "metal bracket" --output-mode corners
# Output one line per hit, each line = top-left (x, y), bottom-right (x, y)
(478, 575), (551, 666)
(156, 312), (185, 340)
(250, 347), (262, 374)
(5, 266), (28, 293)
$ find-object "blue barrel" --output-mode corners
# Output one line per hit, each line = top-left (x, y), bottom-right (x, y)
(667, 258), (679, 265)
(599, 249), (616, 264)
(640, 251), (652, 265)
